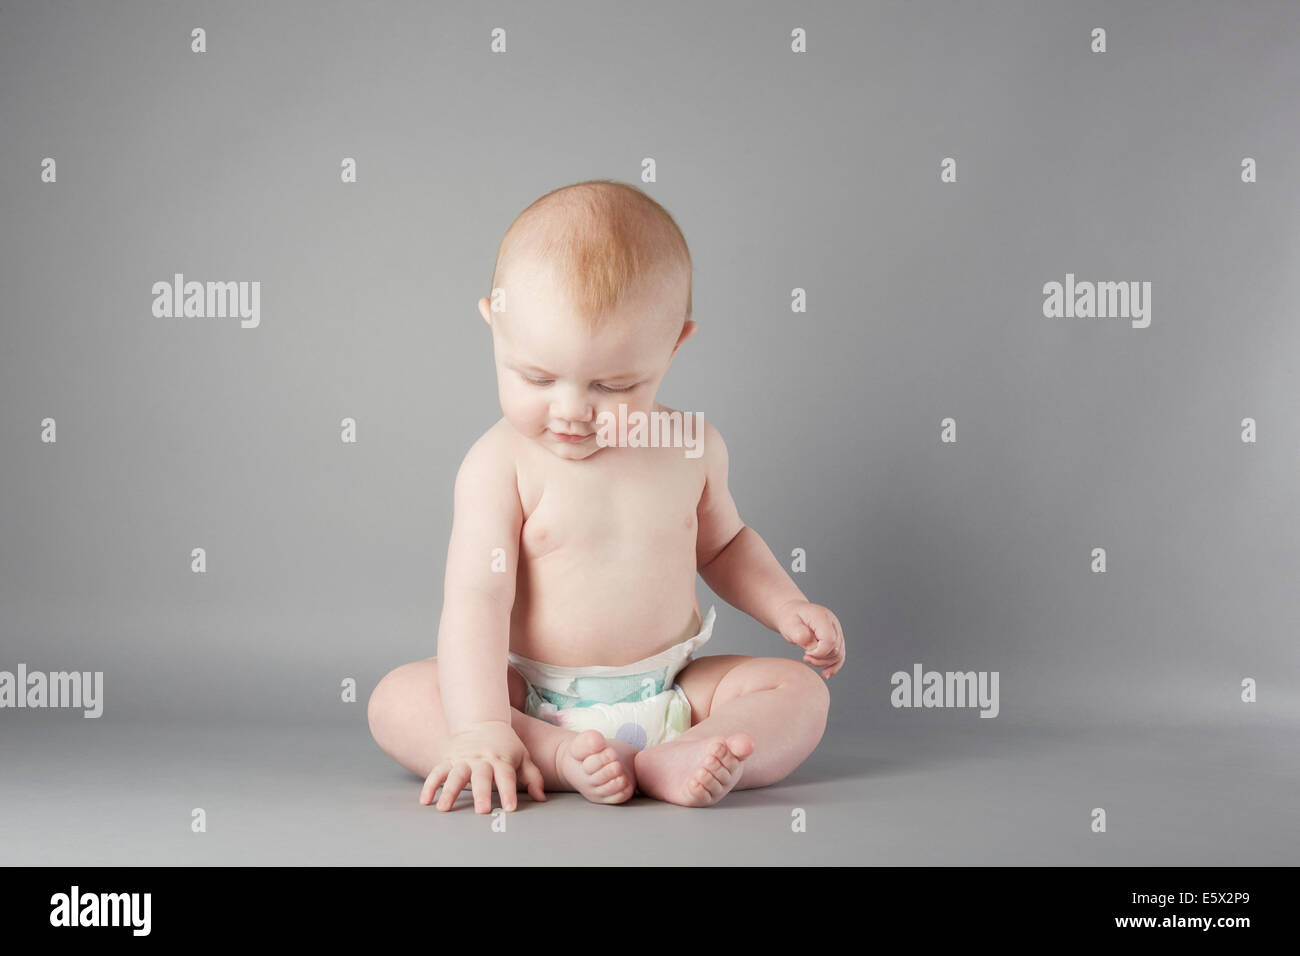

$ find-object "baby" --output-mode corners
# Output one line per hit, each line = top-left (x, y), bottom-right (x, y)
(368, 180), (845, 810)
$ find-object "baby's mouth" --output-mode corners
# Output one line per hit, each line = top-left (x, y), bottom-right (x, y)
(549, 429), (592, 443)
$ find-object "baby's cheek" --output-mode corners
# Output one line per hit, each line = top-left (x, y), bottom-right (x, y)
(499, 384), (536, 424)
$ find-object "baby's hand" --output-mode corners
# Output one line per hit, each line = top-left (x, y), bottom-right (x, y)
(775, 600), (846, 679)
(419, 720), (547, 813)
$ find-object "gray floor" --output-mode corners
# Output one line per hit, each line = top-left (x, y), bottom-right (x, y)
(3, 714), (1296, 865)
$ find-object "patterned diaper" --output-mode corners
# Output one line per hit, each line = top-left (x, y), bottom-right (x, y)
(508, 606), (716, 751)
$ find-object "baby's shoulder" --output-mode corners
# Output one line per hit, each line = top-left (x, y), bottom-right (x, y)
(653, 403), (727, 469)
(454, 418), (521, 495)
(462, 417), (516, 461)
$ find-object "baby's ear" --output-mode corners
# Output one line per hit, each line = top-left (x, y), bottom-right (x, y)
(477, 297), (492, 325)
(671, 320), (699, 354)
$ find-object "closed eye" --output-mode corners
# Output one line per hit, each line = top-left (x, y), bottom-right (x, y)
(595, 382), (637, 393)
(520, 373), (554, 387)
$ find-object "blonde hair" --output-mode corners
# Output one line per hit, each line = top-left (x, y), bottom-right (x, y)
(488, 180), (692, 329)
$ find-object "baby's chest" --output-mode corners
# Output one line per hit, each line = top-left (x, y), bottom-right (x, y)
(521, 458), (703, 558)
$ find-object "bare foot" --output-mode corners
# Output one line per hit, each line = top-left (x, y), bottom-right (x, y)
(633, 733), (754, 807)
(555, 729), (638, 804)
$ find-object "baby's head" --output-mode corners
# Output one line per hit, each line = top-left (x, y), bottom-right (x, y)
(477, 180), (696, 461)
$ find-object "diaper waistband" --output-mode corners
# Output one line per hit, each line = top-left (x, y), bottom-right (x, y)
(507, 605), (716, 694)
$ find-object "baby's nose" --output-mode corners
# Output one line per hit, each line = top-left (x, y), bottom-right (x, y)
(551, 385), (593, 423)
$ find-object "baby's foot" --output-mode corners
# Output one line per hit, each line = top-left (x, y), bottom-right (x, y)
(555, 729), (637, 804)
(633, 733), (754, 807)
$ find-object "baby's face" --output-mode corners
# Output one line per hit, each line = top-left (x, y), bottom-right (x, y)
(479, 263), (694, 461)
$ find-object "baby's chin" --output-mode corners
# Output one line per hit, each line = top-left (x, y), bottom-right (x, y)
(509, 421), (606, 460)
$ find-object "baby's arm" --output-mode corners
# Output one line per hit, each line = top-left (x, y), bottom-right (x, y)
(695, 421), (846, 678)
(420, 425), (545, 812)
(437, 428), (520, 730)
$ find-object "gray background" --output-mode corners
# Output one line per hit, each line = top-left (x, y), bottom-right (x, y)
(1, 0), (1297, 865)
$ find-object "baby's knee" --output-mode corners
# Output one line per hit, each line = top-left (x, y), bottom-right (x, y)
(793, 658), (831, 707)
(769, 657), (830, 723)
(367, 657), (439, 743)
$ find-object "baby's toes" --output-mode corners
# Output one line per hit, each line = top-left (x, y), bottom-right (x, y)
(581, 745), (620, 775)
(704, 740), (739, 776)
(693, 736), (752, 800)
(690, 766), (727, 801)
(725, 733), (755, 761)
(586, 756), (626, 787)
(595, 769), (633, 797)
(568, 729), (608, 764)
(557, 732), (637, 804)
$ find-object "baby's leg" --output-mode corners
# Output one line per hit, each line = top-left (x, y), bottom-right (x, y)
(367, 658), (636, 807)
(634, 655), (829, 807)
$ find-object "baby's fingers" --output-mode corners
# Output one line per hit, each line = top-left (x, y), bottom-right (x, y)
(815, 643), (847, 679)
(804, 653), (839, 676)
(419, 762), (450, 806)
(783, 617), (817, 650)
(815, 610), (847, 658)
(805, 636), (845, 678)
(470, 763), (496, 814)
(492, 760), (519, 812)
(804, 635), (843, 664)
(519, 753), (548, 803)
(436, 763), (472, 812)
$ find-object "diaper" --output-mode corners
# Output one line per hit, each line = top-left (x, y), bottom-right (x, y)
(508, 606), (716, 751)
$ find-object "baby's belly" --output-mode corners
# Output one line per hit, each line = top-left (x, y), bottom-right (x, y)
(509, 549), (702, 667)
